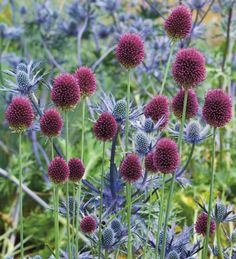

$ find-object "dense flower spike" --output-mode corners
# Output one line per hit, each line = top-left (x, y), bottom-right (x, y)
(154, 138), (179, 174)
(17, 62), (27, 72)
(144, 118), (155, 133)
(80, 216), (97, 234)
(202, 89), (232, 128)
(74, 66), (96, 96)
(215, 203), (227, 222)
(51, 73), (80, 111)
(164, 5), (192, 41)
(40, 108), (63, 138)
(172, 48), (206, 88)
(112, 100), (126, 122)
(93, 112), (118, 141)
(120, 153), (142, 183)
(144, 95), (169, 129)
(48, 157), (69, 184)
(68, 158), (85, 182)
(5, 96), (34, 132)
(102, 228), (115, 248)
(185, 121), (201, 144)
(172, 89), (198, 120)
(111, 219), (122, 234)
(115, 33), (144, 69)
(195, 212), (216, 236)
(167, 250), (180, 259)
(16, 71), (30, 90)
(145, 152), (158, 173)
(135, 132), (150, 155)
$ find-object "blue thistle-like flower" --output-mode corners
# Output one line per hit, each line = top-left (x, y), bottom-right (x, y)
(17, 62), (28, 73)
(112, 100), (126, 122)
(144, 117), (154, 133)
(215, 203), (227, 222)
(231, 230), (236, 242)
(102, 228), (115, 249)
(212, 246), (220, 257)
(16, 71), (30, 90)
(135, 132), (150, 155)
(111, 218), (122, 235)
(167, 251), (180, 259)
(132, 116), (165, 134)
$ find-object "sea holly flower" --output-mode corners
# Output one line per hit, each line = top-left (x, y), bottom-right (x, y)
(102, 228), (115, 249)
(132, 116), (165, 134)
(172, 48), (206, 89)
(135, 131), (150, 156)
(164, 5), (192, 41)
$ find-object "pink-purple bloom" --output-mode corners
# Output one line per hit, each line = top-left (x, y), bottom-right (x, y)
(195, 212), (216, 236)
(68, 158), (85, 182)
(48, 157), (69, 184)
(80, 216), (97, 234)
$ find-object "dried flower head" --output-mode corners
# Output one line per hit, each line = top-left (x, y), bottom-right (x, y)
(195, 212), (216, 236)
(120, 153), (142, 183)
(40, 108), (63, 138)
(48, 157), (69, 184)
(144, 95), (169, 129)
(80, 216), (97, 234)
(172, 89), (198, 120)
(172, 48), (206, 89)
(5, 96), (34, 133)
(116, 33), (144, 69)
(154, 138), (179, 174)
(51, 73), (80, 111)
(202, 89), (232, 128)
(68, 157), (85, 182)
(164, 5), (192, 41)
(93, 112), (118, 141)
(75, 66), (96, 96)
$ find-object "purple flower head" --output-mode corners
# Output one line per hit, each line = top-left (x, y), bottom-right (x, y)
(145, 151), (158, 173)
(172, 89), (199, 120)
(172, 48), (206, 89)
(116, 32), (144, 69)
(68, 158), (85, 182)
(48, 157), (69, 184)
(5, 96), (34, 133)
(195, 212), (216, 236)
(164, 5), (192, 41)
(80, 216), (97, 234)
(202, 89), (232, 128)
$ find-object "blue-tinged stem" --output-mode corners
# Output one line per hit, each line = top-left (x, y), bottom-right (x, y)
(65, 111), (72, 259)
(19, 133), (24, 259)
(160, 89), (188, 259)
(98, 142), (106, 259)
(204, 127), (216, 258)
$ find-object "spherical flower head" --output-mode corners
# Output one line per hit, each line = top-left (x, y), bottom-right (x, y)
(144, 118), (154, 133)
(135, 132), (150, 155)
(48, 157), (69, 184)
(172, 48), (206, 89)
(154, 138), (179, 174)
(111, 219), (122, 234)
(51, 73), (80, 111)
(102, 228), (115, 249)
(5, 96), (34, 133)
(68, 157), (85, 182)
(185, 121), (201, 144)
(164, 5), (192, 41)
(80, 216), (97, 234)
(112, 100), (126, 122)
(195, 212), (216, 236)
(74, 66), (96, 96)
(17, 62), (27, 73)
(167, 251), (180, 259)
(144, 95), (169, 129)
(93, 112), (118, 141)
(172, 89), (198, 120)
(40, 108), (63, 138)
(115, 32), (144, 69)
(145, 151), (158, 173)
(202, 89), (232, 128)
(120, 153), (142, 183)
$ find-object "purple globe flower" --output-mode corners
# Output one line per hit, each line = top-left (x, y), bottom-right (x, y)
(172, 48), (206, 89)
(80, 216), (97, 234)
(116, 33), (144, 69)
(48, 157), (69, 184)
(195, 212), (216, 236)
(172, 89), (199, 120)
(164, 5), (192, 40)
(68, 158), (85, 182)
(202, 89), (232, 128)
(145, 152), (158, 173)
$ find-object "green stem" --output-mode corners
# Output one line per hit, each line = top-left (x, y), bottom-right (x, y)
(155, 174), (166, 258)
(126, 70), (132, 259)
(159, 43), (175, 95)
(19, 133), (23, 259)
(98, 142), (106, 259)
(216, 222), (224, 259)
(54, 185), (59, 259)
(65, 111), (72, 259)
(160, 89), (188, 259)
(105, 249), (109, 259)
(75, 99), (85, 258)
(144, 176), (154, 258)
(72, 185), (76, 250)
(204, 127), (217, 258)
